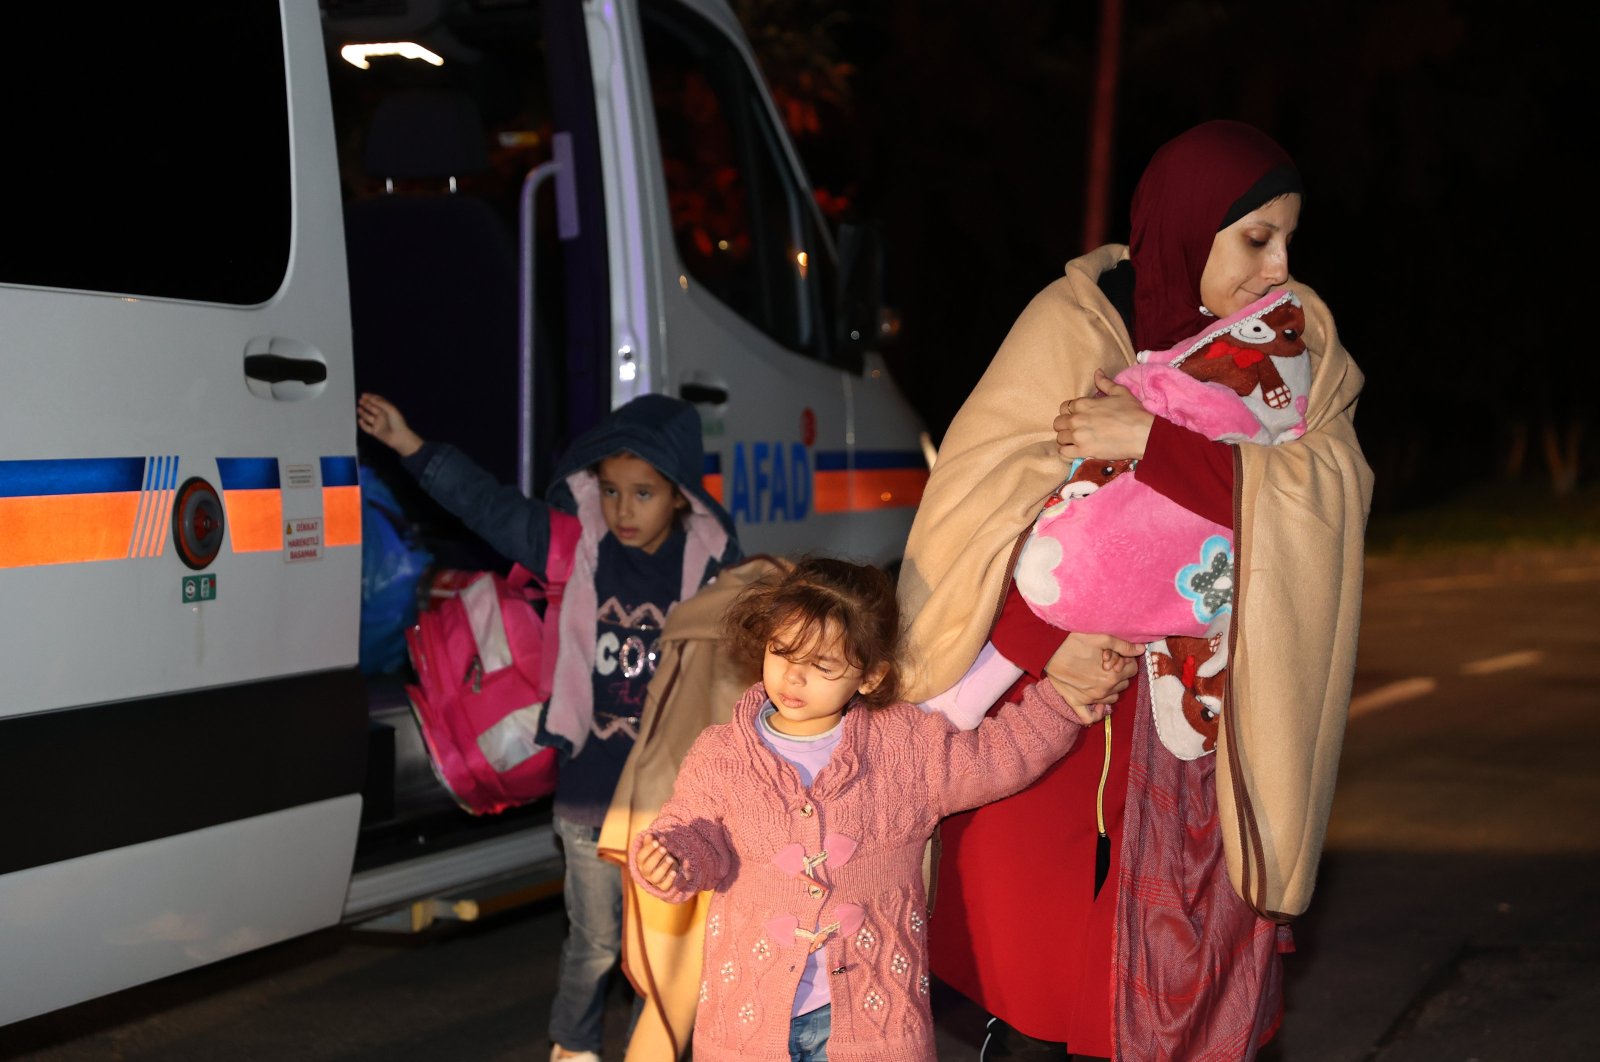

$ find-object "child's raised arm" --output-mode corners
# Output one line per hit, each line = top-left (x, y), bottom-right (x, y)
(921, 678), (1086, 817)
(360, 393), (565, 575)
(357, 393), (425, 457)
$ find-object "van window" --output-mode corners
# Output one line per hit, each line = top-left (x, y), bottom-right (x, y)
(640, 0), (833, 359)
(0, 3), (290, 305)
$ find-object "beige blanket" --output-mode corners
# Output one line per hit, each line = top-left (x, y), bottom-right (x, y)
(597, 557), (782, 1059)
(898, 246), (1373, 917)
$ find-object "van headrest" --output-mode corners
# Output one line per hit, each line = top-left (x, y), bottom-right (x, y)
(363, 89), (489, 180)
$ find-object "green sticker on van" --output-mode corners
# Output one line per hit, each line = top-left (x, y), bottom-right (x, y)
(182, 574), (217, 603)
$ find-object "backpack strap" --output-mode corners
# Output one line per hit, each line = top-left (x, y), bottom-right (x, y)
(493, 509), (585, 696)
(504, 509), (582, 592)
(543, 509), (582, 588)
(533, 510), (583, 691)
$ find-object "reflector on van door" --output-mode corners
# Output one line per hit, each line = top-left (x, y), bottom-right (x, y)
(172, 477), (225, 570)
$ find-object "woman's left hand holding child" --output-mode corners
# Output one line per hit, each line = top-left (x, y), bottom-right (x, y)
(1054, 368), (1155, 461)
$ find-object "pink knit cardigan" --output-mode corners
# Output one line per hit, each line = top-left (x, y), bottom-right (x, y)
(629, 680), (1085, 1061)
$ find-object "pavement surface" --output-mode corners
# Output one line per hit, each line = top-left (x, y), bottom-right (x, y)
(1262, 545), (1600, 1062)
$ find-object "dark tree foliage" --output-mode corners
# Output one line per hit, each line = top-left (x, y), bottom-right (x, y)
(734, 0), (1592, 510)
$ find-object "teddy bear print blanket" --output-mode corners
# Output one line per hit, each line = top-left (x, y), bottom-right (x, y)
(1014, 289), (1310, 758)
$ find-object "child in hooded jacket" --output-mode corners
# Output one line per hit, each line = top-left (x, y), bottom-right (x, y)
(628, 558), (1087, 1062)
(359, 392), (740, 1062)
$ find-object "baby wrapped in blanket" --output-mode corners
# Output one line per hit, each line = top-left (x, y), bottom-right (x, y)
(1016, 289), (1310, 757)
(923, 290), (1310, 761)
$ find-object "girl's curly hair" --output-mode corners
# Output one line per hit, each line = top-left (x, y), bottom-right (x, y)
(723, 556), (901, 708)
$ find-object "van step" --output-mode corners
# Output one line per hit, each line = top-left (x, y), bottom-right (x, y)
(344, 820), (561, 923)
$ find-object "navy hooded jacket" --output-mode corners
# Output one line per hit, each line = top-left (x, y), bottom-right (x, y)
(402, 393), (741, 582)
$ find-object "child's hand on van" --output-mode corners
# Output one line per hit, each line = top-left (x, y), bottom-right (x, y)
(357, 393), (424, 458)
(636, 833), (681, 891)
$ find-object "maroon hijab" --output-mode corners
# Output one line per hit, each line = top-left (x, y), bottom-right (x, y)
(1128, 120), (1300, 351)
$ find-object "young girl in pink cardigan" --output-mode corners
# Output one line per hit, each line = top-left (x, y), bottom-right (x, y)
(629, 557), (1087, 1061)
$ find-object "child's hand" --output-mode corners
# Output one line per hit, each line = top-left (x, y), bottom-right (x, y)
(1047, 674), (1110, 725)
(1045, 632), (1143, 725)
(357, 393), (425, 458)
(637, 833), (681, 892)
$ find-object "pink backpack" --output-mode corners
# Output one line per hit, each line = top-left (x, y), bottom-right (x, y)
(405, 511), (583, 815)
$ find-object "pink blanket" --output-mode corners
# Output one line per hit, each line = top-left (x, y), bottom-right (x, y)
(1014, 291), (1310, 758)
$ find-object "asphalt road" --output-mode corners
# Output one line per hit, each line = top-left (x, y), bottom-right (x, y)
(1266, 546), (1600, 1062)
(5, 547), (1598, 1061)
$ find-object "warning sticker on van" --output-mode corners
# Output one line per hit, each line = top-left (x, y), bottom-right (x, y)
(284, 518), (322, 563)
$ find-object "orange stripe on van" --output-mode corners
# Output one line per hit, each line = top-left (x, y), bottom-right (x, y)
(702, 473), (724, 504)
(223, 489), (283, 552)
(323, 485), (362, 546)
(130, 485), (176, 558)
(811, 469), (928, 513)
(127, 484), (156, 558)
(0, 493), (141, 567)
(149, 485), (176, 558)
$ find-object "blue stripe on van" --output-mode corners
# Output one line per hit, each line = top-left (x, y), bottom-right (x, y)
(215, 457), (281, 490)
(0, 457), (146, 498)
(142, 455), (180, 492)
(851, 450), (926, 470)
(702, 453), (722, 475)
(320, 455), (359, 487)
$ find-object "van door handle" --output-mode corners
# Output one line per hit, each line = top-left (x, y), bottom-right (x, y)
(244, 354), (328, 385)
(243, 337), (328, 401)
(680, 382), (728, 405)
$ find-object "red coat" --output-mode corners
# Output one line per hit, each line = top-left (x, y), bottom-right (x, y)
(930, 594), (1131, 1055)
(930, 420), (1290, 1060)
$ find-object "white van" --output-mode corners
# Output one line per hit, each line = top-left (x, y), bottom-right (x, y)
(0, 0), (926, 1025)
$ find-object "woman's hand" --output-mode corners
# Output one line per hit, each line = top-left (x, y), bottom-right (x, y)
(1054, 368), (1155, 462)
(357, 393), (425, 458)
(637, 833), (681, 892)
(1045, 631), (1145, 725)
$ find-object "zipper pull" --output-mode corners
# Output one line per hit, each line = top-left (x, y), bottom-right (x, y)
(1094, 715), (1112, 898)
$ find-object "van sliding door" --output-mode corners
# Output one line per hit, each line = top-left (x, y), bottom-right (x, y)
(0, 0), (363, 1023)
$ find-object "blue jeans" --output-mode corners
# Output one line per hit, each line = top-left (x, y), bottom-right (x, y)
(549, 816), (624, 1053)
(789, 1003), (831, 1062)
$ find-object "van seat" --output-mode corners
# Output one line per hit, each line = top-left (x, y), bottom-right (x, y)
(346, 89), (521, 493)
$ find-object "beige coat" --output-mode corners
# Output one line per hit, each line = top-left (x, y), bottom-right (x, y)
(597, 557), (784, 1060)
(898, 245), (1373, 918)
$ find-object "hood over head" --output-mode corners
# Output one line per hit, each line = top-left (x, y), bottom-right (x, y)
(547, 393), (736, 545)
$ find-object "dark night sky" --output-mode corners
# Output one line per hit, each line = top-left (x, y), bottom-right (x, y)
(740, 0), (1593, 519)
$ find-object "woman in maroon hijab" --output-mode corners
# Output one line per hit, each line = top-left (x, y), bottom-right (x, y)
(910, 121), (1365, 1060)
